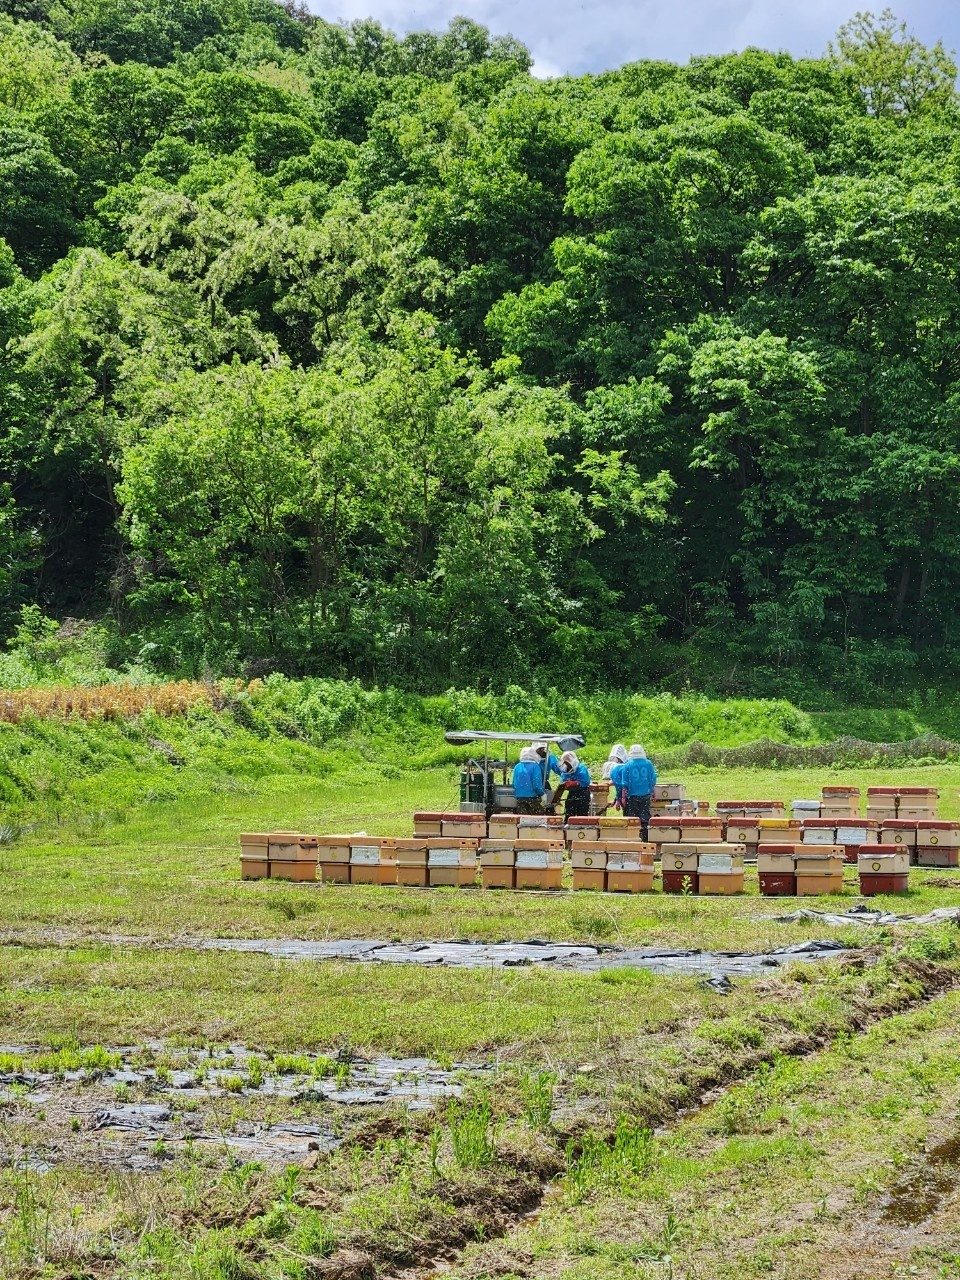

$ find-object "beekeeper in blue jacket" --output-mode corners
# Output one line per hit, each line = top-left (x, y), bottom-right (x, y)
(512, 747), (547, 815)
(611, 744), (657, 839)
(557, 750), (592, 818)
(533, 741), (562, 794)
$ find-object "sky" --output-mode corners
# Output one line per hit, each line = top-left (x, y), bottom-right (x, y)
(314, 0), (960, 78)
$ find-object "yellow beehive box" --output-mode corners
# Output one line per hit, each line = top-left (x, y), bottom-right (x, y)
(240, 857), (269, 880)
(795, 872), (844, 896)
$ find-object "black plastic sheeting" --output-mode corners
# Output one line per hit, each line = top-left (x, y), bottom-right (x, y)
(182, 934), (848, 979)
(775, 905), (960, 928)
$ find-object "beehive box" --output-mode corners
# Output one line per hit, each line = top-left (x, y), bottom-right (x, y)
(572, 867), (607, 891)
(659, 846), (699, 872)
(240, 832), (269, 856)
(606, 855), (654, 893)
(654, 782), (686, 801)
(821, 786), (860, 818)
(267, 831), (301, 861)
(662, 870), (698, 894)
(319, 861), (351, 885)
(515, 847), (563, 890)
(478, 839), (516, 867)
(413, 811), (445, 837)
(598, 816), (641, 835)
(428, 842), (478, 887)
(599, 840), (657, 859)
(481, 864), (516, 889)
(270, 861), (318, 882)
(835, 819), (878, 861)
(571, 845), (607, 869)
(350, 836), (396, 886)
(879, 821), (918, 848)
(795, 872), (844, 896)
(757, 843), (800, 872)
(859, 847), (910, 895)
(758, 818), (799, 832)
(724, 820), (761, 844)
(677, 818), (724, 843)
(859, 848), (910, 875)
(800, 820), (838, 845)
(758, 870), (796, 895)
(393, 839), (428, 883)
(792, 800), (822, 819)
(794, 851), (844, 876)
(915, 846), (960, 868)
(441, 813), (486, 839)
(648, 819), (682, 843)
(487, 814), (519, 839)
(240, 856), (269, 880)
(566, 816), (601, 842)
(315, 836), (351, 863)
(916, 822), (960, 847)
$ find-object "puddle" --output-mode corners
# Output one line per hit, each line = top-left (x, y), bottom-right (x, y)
(171, 935), (847, 979)
(0, 1043), (483, 1172)
(882, 1131), (960, 1225)
(776, 906), (960, 929)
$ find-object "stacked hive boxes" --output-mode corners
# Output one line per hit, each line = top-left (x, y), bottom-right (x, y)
(655, 812), (745, 894)
(349, 836), (396, 885)
(240, 832), (270, 879)
(651, 782), (703, 818)
(479, 838), (515, 889)
(758, 842), (846, 895)
(914, 821), (960, 867)
(394, 839), (429, 887)
(571, 841), (655, 892)
(859, 846), (910, 895)
(821, 786), (860, 818)
(865, 787), (938, 822)
(317, 835), (351, 883)
(273, 832), (316, 881)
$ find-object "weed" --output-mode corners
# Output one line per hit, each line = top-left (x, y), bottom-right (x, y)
(428, 1124), (442, 1177)
(448, 1098), (497, 1169)
(247, 1056), (264, 1088)
(519, 1069), (556, 1130)
(565, 1117), (654, 1201)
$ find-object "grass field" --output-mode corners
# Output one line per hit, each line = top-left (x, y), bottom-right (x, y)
(4, 714), (960, 1278)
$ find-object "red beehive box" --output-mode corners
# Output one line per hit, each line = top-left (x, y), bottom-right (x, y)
(759, 871), (797, 896)
(413, 811), (445, 837)
(676, 817), (724, 843)
(916, 821), (960, 847)
(915, 846), (960, 867)
(662, 870), (698, 894)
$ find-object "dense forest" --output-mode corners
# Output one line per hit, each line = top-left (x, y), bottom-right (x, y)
(1, 1), (959, 695)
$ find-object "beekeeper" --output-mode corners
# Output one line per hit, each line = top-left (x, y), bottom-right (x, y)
(611, 744), (657, 839)
(557, 750), (592, 818)
(512, 747), (547, 814)
(601, 743), (628, 780)
(533, 741), (562, 793)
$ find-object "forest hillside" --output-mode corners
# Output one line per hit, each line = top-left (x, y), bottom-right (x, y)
(1, 2), (958, 696)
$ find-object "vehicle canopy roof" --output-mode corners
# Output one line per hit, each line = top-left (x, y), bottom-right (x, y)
(444, 730), (585, 750)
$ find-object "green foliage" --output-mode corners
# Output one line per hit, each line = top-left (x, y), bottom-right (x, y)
(1, 4), (960, 693)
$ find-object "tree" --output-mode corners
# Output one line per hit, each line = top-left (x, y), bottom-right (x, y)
(830, 9), (958, 117)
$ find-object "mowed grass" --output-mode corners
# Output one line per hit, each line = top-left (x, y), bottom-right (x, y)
(3, 764), (960, 948)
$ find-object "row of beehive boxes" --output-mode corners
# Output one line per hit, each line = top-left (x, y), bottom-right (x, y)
(756, 844), (913, 895)
(721, 786), (940, 821)
(242, 831), (653, 891)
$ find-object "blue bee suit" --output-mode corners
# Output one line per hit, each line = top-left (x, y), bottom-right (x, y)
(611, 756), (657, 838)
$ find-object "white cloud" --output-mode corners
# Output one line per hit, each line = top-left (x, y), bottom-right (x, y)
(313, 0), (960, 75)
